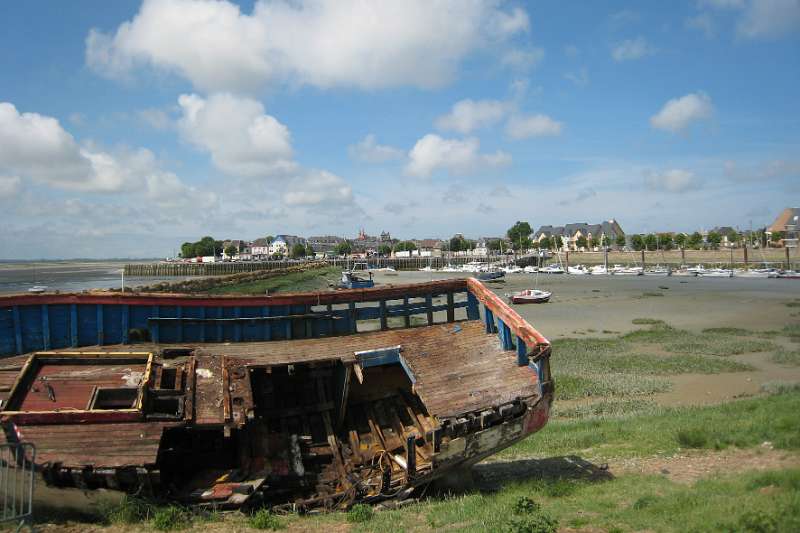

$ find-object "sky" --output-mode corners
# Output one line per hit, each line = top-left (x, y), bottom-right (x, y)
(0, 0), (798, 259)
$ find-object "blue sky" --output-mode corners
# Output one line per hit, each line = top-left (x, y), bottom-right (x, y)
(0, 0), (798, 259)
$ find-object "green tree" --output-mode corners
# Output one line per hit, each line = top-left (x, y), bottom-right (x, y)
(644, 233), (657, 251)
(487, 239), (503, 253)
(291, 243), (307, 258)
(615, 234), (626, 248)
(449, 235), (467, 252)
(688, 232), (703, 249)
(377, 244), (392, 256)
(631, 234), (645, 251)
(707, 231), (722, 249)
(180, 242), (196, 258)
(727, 230), (741, 247)
(770, 231), (784, 245)
(224, 244), (237, 258)
(539, 236), (552, 250)
(336, 241), (352, 256)
(588, 236), (598, 249)
(553, 235), (563, 250)
(576, 235), (588, 250)
(658, 233), (674, 250)
(600, 235), (610, 248)
(675, 233), (687, 249)
(395, 241), (417, 252)
(507, 221), (533, 252)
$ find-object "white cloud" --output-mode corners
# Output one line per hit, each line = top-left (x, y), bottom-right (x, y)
(645, 169), (700, 193)
(724, 159), (800, 182)
(435, 99), (510, 134)
(738, 0), (800, 38)
(564, 45), (580, 58)
(86, 0), (531, 92)
(406, 134), (511, 178)
(0, 102), (94, 188)
(699, 0), (746, 9)
(177, 93), (294, 177)
(685, 13), (716, 37)
(138, 108), (172, 130)
(283, 170), (353, 206)
(0, 176), (20, 198)
(348, 134), (403, 163)
(611, 36), (656, 62)
(650, 92), (714, 133)
(501, 47), (545, 71)
(564, 67), (589, 86)
(505, 114), (563, 139)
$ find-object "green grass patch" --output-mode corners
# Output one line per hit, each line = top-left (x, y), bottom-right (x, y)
(641, 292), (664, 297)
(786, 302), (800, 308)
(631, 318), (666, 325)
(502, 390), (800, 460)
(206, 266), (340, 294)
(347, 503), (374, 523)
(553, 398), (658, 419)
(772, 348), (800, 366)
(701, 327), (750, 336)
(151, 505), (190, 531)
(248, 509), (284, 530)
(664, 336), (774, 357)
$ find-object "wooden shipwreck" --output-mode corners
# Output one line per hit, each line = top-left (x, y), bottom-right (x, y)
(0, 278), (553, 511)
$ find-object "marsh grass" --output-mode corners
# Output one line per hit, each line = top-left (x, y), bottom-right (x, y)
(207, 266), (340, 294)
(772, 348), (800, 366)
(631, 318), (665, 325)
(502, 390), (800, 461)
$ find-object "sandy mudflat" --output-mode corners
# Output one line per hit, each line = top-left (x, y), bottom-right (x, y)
(371, 270), (800, 338)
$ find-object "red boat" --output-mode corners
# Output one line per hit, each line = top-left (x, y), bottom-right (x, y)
(508, 289), (552, 304)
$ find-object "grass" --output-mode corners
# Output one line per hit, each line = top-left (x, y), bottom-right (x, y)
(772, 348), (800, 366)
(550, 325), (754, 405)
(501, 390), (800, 461)
(631, 317), (666, 325)
(206, 265), (340, 294)
(248, 509), (284, 530)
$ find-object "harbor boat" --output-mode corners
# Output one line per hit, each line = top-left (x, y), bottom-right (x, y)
(523, 265), (539, 274)
(418, 266), (436, 272)
(733, 269), (773, 278)
(611, 266), (643, 276)
(643, 266), (670, 276)
(567, 266), (588, 275)
(539, 264), (565, 274)
(507, 289), (552, 304)
(0, 279), (553, 512)
(371, 266), (398, 276)
(588, 265), (608, 275)
(339, 270), (375, 288)
(27, 285), (48, 294)
(477, 270), (505, 282)
(778, 270), (800, 279)
(697, 268), (733, 278)
(502, 265), (523, 274)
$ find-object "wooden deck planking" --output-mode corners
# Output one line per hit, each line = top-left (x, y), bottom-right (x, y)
(194, 356), (225, 425)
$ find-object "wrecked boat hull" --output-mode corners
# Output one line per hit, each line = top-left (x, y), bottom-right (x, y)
(0, 278), (553, 511)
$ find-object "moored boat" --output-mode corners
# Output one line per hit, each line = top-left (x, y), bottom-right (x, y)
(0, 279), (554, 512)
(539, 264), (565, 274)
(508, 289), (552, 304)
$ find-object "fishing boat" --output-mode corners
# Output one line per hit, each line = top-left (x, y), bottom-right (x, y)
(507, 289), (551, 304)
(567, 266), (588, 275)
(0, 279), (553, 512)
(733, 269), (773, 278)
(339, 269), (375, 288)
(643, 266), (670, 276)
(27, 285), (48, 294)
(611, 266), (643, 276)
(697, 268), (733, 278)
(502, 265), (523, 274)
(477, 270), (505, 282)
(539, 264), (565, 274)
(523, 265), (538, 274)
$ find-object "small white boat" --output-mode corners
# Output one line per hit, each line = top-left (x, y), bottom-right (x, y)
(611, 266), (643, 276)
(778, 270), (800, 279)
(567, 266), (588, 275)
(644, 266), (670, 276)
(540, 265), (565, 274)
(502, 265), (523, 274)
(698, 268), (733, 278)
(28, 285), (48, 294)
(733, 269), (772, 278)
(589, 265), (608, 275)
(418, 266), (435, 272)
(371, 266), (398, 276)
(508, 289), (552, 304)
(439, 265), (462, 273)
(523, 265), (539, 274)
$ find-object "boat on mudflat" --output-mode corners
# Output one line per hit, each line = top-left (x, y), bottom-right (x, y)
(0, 279), (553, 513)
(477, 270), (505, 281)
(508, 289), (552, 304)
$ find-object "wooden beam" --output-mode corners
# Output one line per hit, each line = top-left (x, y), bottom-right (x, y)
(466, 278), (549, 348)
